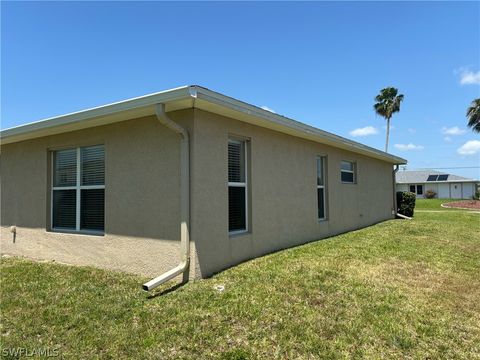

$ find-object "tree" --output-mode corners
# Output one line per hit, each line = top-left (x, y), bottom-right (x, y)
(374, 87), (404, 152)
(466, 98), (480, 133)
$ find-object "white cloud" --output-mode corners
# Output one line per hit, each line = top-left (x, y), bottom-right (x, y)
(444, 136), (452, 142)
(349, 126), (379, 137)
(394, 143), (425, 151)
(441, 126), (466, 136)
(459, 69), (480, 85)
(407, 128), (416, 134)
(261, 105), (275, 113)
(457, 140), (480, 155)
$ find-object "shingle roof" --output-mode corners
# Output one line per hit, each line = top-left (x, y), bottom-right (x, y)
(396, 170), (477, 184)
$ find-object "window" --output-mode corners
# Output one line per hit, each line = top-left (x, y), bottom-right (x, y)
(317, 156), (327, 220)
(52, 145), (105, 233)
(341, 161), (356, 183)
(228, 139), (248, 234)
(408, 184), (423, 196)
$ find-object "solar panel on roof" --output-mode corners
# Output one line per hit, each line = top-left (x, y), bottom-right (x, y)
(437, 174), (449, 181)
(427, 175), (438, 181)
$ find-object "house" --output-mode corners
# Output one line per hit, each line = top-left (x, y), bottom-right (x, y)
(396, 170), (479, 199)
(0, 86), (406, 290)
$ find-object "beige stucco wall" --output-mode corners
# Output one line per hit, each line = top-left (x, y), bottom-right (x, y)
(1, 107), (395, 281)
(1, 110), (194, 277)
(190, 110), (395, 278)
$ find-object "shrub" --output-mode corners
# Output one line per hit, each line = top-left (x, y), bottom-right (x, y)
(396, 191), (416, 217)
(473, 190), (480, 200)
(424, 190), (436, 199)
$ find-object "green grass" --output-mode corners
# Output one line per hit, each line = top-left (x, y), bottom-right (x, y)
(415, 198), (467, 211)
(2, 210), (480, 359)
(415, 198), (479, 211)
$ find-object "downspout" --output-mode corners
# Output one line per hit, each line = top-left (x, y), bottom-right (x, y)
(393, 164), (400, 217)
(142, 103), (190, 291)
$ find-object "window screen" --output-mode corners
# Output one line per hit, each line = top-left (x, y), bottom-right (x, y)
(80, 189), (105, 231)
(228, 141), (245, 183)
(228, 139), (247, 233)
(54, 149), (77, 187)
(228, 187), (246, 231)
(52, 145), (105, 233)
(52, 190), (76, 229)
(81, 145), (105, 185)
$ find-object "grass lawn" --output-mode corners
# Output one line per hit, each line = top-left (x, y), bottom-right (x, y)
(415, 198), (465, 211)
(1, 210), (479, 359)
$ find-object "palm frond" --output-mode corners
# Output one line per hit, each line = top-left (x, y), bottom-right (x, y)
(373, 87), (404, 120)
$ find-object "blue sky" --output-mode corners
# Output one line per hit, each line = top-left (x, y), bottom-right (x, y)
(2, 1), (479, 178)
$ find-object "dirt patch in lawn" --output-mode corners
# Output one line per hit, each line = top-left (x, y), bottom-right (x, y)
(441, 200), (480, 210)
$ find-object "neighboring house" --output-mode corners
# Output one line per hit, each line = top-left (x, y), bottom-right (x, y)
(396, 170), (479, 199)
(0, 85), (406, 289)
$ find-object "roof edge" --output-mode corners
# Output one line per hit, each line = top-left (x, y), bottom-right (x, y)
(396, 180), (479, 183)
(193, 86), (406, 164)
(1, 85), (406, 164)
(1, 86), (195, 141)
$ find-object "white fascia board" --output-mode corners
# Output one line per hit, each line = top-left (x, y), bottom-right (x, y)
(1, 84), (406, 164)
(441, 180), (478, 183)
(397, 180), (479, 184)
(1, 86), (196, 144)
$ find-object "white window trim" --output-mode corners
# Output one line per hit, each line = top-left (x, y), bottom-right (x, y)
(228, 139), (248, 236)
(50, 147), (105, 235)
(317, 156), (327, 221)
(341, 161), (356, 184)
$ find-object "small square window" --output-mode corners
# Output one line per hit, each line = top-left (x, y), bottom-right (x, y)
(340, 161), (356, 184)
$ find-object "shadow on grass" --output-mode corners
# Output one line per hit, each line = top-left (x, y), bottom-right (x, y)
(145, 281), (187, 299)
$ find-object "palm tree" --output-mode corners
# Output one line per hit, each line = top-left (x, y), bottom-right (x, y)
(374, 87), (404, 152)
(466, 98), (480, 133)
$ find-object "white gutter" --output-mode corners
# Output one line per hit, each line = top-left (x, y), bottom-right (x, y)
(142, 103), (190, 291)
(194, 87), (407, 165)
(1, 86), (194, 144)
(396, 180), (479, 184)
